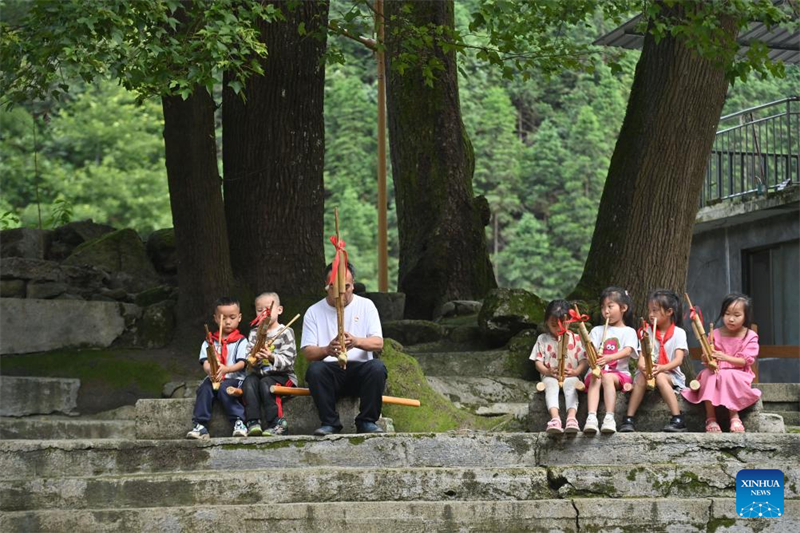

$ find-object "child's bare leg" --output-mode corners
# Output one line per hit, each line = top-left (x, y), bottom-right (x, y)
(704, 401), (716, 419)
(549, 407), (560, 419)
(626, 374), (646, 417)
(656, 373), (679, 415)
(567, 408), (577, 419)
(601, 372), (619, 414)
(587, 376), (601, 412)
(729, 409), (740, 420)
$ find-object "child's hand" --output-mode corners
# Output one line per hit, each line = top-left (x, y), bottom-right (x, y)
(215, 365), (228, 382)
(204, 363), (213, 379)
(652, 364), (663, 376)
(566, 368), (581, 378)
(712, 350), (727, 362)
(257, 347), (273, 362)
(596, 355), (609, 367)
(637, 360), (646, 372)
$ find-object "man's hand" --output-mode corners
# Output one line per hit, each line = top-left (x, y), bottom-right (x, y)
(343, 332), (358, 350)
(327, 338), (343, 357)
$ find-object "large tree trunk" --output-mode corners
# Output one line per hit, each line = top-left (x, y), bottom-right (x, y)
(162, 90), (235, 336)
(222, 1), (329, 299)
(385, 0), (496, 319)
(570, 7), (737, 319)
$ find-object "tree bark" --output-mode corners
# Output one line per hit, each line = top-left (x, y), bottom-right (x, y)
(222, 1), (329, 298)
(385, 0), (496, 319)
(570, 7), (738, 320)
(162, 90), (235, 335)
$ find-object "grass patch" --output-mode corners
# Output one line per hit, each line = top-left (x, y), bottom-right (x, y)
(0, 348), (172, 397)
(380, 339), (501, 432)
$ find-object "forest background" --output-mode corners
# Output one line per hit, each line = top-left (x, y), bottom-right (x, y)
(2, 0), (798, 300)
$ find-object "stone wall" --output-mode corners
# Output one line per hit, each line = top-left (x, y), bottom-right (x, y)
(0, 220), (178, 353)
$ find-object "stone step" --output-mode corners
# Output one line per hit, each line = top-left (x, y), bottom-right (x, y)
(756, 382), (800, 405)
(528, 391), (784, 433)
(0, 417), (135, 440)
(409, 349), (514, 377)
(2, 433), (797, 480)
(3, 462), (797, 513)
(426, 376), (538, 407)
(768, 410), (800, 426)
(1, 499), (797, 533)
(0, 376), (79, 416)
(134, 396), (392, 439)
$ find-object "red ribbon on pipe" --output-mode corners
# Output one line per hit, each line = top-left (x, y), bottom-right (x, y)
(250, 308), (270, 327)
(328, 235), (349, 286)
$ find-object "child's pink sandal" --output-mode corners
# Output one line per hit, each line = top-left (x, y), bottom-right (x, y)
(730, 418), (745, 433)
(564, 417), (580, 434)
(705, 418), (722, 433)
(546, 418), (564, 435)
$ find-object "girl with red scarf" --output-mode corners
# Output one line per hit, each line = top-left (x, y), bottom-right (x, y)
(620, 290), (689, 433)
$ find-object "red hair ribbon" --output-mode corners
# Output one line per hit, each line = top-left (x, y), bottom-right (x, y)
(328, 235), (349, 286)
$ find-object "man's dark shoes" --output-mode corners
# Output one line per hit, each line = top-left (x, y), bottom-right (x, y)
(619, 416), (636, 433)
(664, 414), (688, 432)
(313, 425), (341, 437)
(357, 422), (385, 434)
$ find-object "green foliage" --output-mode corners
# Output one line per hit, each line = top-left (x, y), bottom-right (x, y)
(1, 80), (173, 233)
(0, 0), (279, 105)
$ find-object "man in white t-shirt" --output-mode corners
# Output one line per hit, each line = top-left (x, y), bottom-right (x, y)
(301, 262), (386, 435)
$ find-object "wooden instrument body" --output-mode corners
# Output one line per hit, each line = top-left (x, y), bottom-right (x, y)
(204, 324), (222, 391)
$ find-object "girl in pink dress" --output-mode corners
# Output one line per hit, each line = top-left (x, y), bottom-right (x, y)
(681, 293), (761, 433)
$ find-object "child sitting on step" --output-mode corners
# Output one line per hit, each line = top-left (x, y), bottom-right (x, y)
(620, 289), (689, 433)
(583, 287), (639, 435)
(243, 292), (298, 436)
(186, 297), (249, 440)
(682, 292), (761, 433)
(531, 299), (588, 434)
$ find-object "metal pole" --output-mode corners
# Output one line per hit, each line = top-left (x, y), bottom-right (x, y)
(376, 0), (389, 292)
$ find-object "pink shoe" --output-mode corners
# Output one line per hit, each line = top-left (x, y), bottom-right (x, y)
(546, 417), (564, 435)
(705, 418), (722, 433)
(564, 417), (580, 434)
(730, 418), (745, 433)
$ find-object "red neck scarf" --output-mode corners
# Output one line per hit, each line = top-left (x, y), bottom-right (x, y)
(654, 323), (675, 366)
(210, 329), (245, 366)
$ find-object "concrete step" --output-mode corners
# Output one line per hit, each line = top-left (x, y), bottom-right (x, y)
(0, 417), (135, 440)
(426, 376), (537, 407)
(0, 376), (79, 416)
(2, 433), (798, 480)
(2, 499), (797, 533)
(4, 461), (797, 513)
(768, 410), (800, 426)
(528, 391), (785, 433)
(409, 349), (514, 377)
(756, 382), (800, 406)
(134, 397), (392, 439)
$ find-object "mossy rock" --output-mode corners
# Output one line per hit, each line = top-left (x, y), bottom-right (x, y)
(381, 320), (444, 346)
(135, 285), (176, 307)
(145, 228), (177, 273)
(380, 339), (503, 432)
(478, 288), (547, 346)
(139, 301), (176, 348)
(505, 329), (541, 381)
(63, 228), (158, 292)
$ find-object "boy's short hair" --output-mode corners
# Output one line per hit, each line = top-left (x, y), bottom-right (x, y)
(256, 292), (280, 307)
(324, 261), (356, 280)
(214, 296), (240, 311)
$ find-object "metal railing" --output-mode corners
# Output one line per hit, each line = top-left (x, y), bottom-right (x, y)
(701, 96), (799, 207)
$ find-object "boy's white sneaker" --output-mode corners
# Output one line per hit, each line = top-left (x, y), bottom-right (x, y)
(601, 414), (617, 434)
(186, 423), (209, 440)
(232, 419), (248, 437)
(583, 413), (599, 435)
